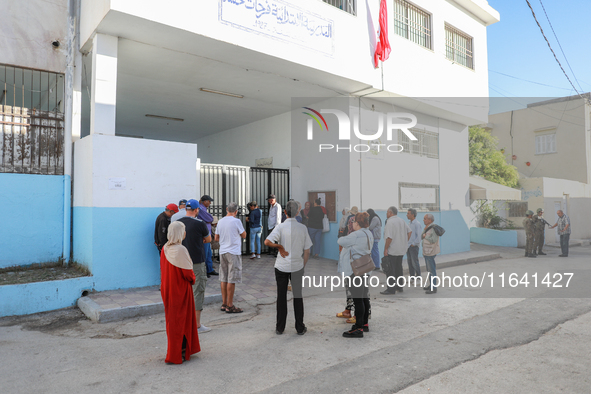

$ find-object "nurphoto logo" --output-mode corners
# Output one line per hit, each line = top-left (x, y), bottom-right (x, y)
(302, 107), (418, 153)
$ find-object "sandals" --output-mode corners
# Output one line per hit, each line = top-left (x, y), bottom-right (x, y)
(336, 310), (352, 319)
(220, 304), (228, 312)
(225, 305), (243, 314)
(346, 316), (356, 324)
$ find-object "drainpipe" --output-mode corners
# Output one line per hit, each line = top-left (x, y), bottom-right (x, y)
(62, 0), (78, 265)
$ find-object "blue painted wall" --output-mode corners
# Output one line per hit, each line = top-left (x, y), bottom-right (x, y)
(470, 227), (518, 247)
(318, 210), (470, 261)
(0, 276), (95, 317)
(73, 207), (162, 291)
(0, 174), (64, 268)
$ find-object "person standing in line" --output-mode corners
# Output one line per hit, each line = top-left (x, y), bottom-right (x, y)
(216, 202), (247, 313)
(248, 201), (262, 259)
(367, 209), (382, 270)
(306, 198), (325, 258)
(267, 194), (282, 256)
(171, 199), (188, 222)
(422, 214), (440, 294)
(380, 207), (411, 295)
(264, 201), (312, 335)
(197, 195), (219, 277)
(338, 212), (373, 338)
(154, 203), (179, 254)
(301, 201), (311, 227)
(406, 208), (422, 282)
(523, 210), (537, 258)
(178, 199), (212, 333)
(160, 221), (200, 364)
(550, 210), (571, 257)
(534, 208), (551, 256)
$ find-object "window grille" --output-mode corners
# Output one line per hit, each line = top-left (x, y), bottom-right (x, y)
(393, 0), (432, 49)
(508, 202), (528, 217)
(398, 128), (439, 159)
(322, 0), (356, 15)
(445, 24), (473, 69)
(399, 182), (440, 212)
(535, 134), (556, 154)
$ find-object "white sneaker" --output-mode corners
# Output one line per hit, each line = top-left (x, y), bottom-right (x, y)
(198, 325), (211, 333)
(250, 254), (256, 259)
(256, 255), (261, 259)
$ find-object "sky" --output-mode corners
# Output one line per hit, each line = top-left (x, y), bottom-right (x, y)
(486, 0), (591, 112)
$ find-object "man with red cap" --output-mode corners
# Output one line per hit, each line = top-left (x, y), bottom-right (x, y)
(154, 203), (179, 254)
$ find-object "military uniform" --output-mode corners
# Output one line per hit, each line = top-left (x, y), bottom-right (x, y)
(523, 212), (536, 257)
(534, 213), (550, 255)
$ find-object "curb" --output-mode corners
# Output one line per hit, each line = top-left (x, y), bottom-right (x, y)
(78, 293), (223, 323)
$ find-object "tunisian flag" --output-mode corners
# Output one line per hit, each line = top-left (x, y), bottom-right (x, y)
(374, 0), (391, 68)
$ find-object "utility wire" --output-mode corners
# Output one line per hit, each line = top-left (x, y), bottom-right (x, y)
(524, 0), (590, 104)
(537, 0), (585, 93)
(489, 70), (571, 91)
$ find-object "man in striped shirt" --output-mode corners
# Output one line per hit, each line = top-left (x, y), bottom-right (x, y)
(550, 210), (571, 257)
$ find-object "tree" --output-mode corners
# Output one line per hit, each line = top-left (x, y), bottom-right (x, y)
(469, 126), (519, 188)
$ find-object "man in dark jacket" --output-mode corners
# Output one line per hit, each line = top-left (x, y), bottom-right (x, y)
(154, 203), (179, 253)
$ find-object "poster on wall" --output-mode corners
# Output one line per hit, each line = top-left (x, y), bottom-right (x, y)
(400, 187), (436, 204)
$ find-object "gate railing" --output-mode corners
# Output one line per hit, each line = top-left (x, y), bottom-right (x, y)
(201, 164), (290, 255)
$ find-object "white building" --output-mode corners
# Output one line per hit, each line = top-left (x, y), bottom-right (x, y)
(0, 0), (499, 314)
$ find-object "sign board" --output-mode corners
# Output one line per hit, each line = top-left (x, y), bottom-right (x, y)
(400, 187), (436, 204)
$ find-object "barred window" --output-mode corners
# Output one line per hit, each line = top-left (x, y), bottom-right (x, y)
(398, 128), (439, 159)
(322, 0), (356, 15)
(508, 202), (528, 217)
(445, 24), (473, 69)
(393, 0), (432, 49)
(399, 182), (440, 212)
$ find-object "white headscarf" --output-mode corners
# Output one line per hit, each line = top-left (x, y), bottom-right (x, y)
(163, 221), (193, 270)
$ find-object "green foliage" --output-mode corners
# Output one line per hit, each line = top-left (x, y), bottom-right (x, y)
(469, 126), (520, 188)
(473, 201), (514, 230)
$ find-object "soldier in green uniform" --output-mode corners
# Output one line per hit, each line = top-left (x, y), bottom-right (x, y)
(534, 208), (550, 256)
(523, 210), (536, 258)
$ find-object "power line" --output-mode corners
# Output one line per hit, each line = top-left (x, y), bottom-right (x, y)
(489, 70), (572, 91)
(524, 0), (590, 104)
(537, 0), (585, 93)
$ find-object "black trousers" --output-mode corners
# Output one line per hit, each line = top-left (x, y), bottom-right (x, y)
(349, 274), (370, 329)
(385, 255), (404, 291)
(275, 267), (305, 333)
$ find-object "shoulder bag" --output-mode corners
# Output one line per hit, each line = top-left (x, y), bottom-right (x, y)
(350, 230), (374, 276)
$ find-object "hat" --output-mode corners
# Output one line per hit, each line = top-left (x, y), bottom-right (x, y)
(267, 194), (276, 199)
(186, 199), (200, 210)
(350, 206), (359, 214)
(536, 208), (543, 213)
(166, 203), (179, 213)
(178, 199), (187, 206)
(525, 210), (534, 216)
(200, 195), (214, 202)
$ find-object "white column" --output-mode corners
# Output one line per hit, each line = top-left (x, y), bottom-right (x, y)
(90, 34), (118, 135)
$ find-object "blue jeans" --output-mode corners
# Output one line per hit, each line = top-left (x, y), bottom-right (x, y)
(308, 228), (323, 256)
(560, 233), (570, 256)
(204, 242), (213, 273)
(371, 241), (380, 268)
(424, 255), (437, 288)
(250, 227), (262, 254)
(407, 246), (420, 277)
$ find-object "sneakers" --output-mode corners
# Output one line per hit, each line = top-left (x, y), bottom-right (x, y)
(256, 255), (261, 259)
(208, 270), (219, 276)
(198, 324), (211, 333)
(297, 327), (307, 336)
(343, 328), (364, 338)
(351, 324), (369, 332)
(250, 254), (256, 259)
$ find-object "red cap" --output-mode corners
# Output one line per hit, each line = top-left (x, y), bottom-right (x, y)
(166, 203), (179, 213)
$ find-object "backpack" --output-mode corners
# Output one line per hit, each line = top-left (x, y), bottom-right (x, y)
(432, 224), (445, 237)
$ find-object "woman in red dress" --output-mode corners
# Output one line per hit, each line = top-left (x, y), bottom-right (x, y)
(160, 221), (200, 364)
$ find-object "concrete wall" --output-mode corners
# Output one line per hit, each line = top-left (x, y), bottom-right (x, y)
(0, 0), (68, 72)
(81, 0), (496, 105)
(489, 98), (589, 184)
(470, 227), (518, 247)
(0, 174), (65, 268)
(72, 134), (198, 291)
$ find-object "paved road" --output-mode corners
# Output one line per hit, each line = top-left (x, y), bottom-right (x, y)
(1, 245), (589, 393)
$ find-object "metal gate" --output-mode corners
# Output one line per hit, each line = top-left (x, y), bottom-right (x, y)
(200, 164), (290, 255)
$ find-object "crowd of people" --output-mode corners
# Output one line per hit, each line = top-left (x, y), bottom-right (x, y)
(523, 208), (571, 258)
(154, 195), (445, 363)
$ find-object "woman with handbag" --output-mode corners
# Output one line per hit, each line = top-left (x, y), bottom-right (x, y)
(337, 212), (374, 338)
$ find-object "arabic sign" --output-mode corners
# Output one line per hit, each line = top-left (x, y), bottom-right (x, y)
(220, 0), (334, 55)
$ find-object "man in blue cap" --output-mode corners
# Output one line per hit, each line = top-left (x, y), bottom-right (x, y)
(198, 195), (218, 277)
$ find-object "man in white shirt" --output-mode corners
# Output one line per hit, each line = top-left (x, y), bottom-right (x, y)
(265, 201), (312, 335)
(381, 206), (412, 295)
(267, 194), (282, 256)
(215, 202), (246, 313)
(171, 199), (187, 222)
